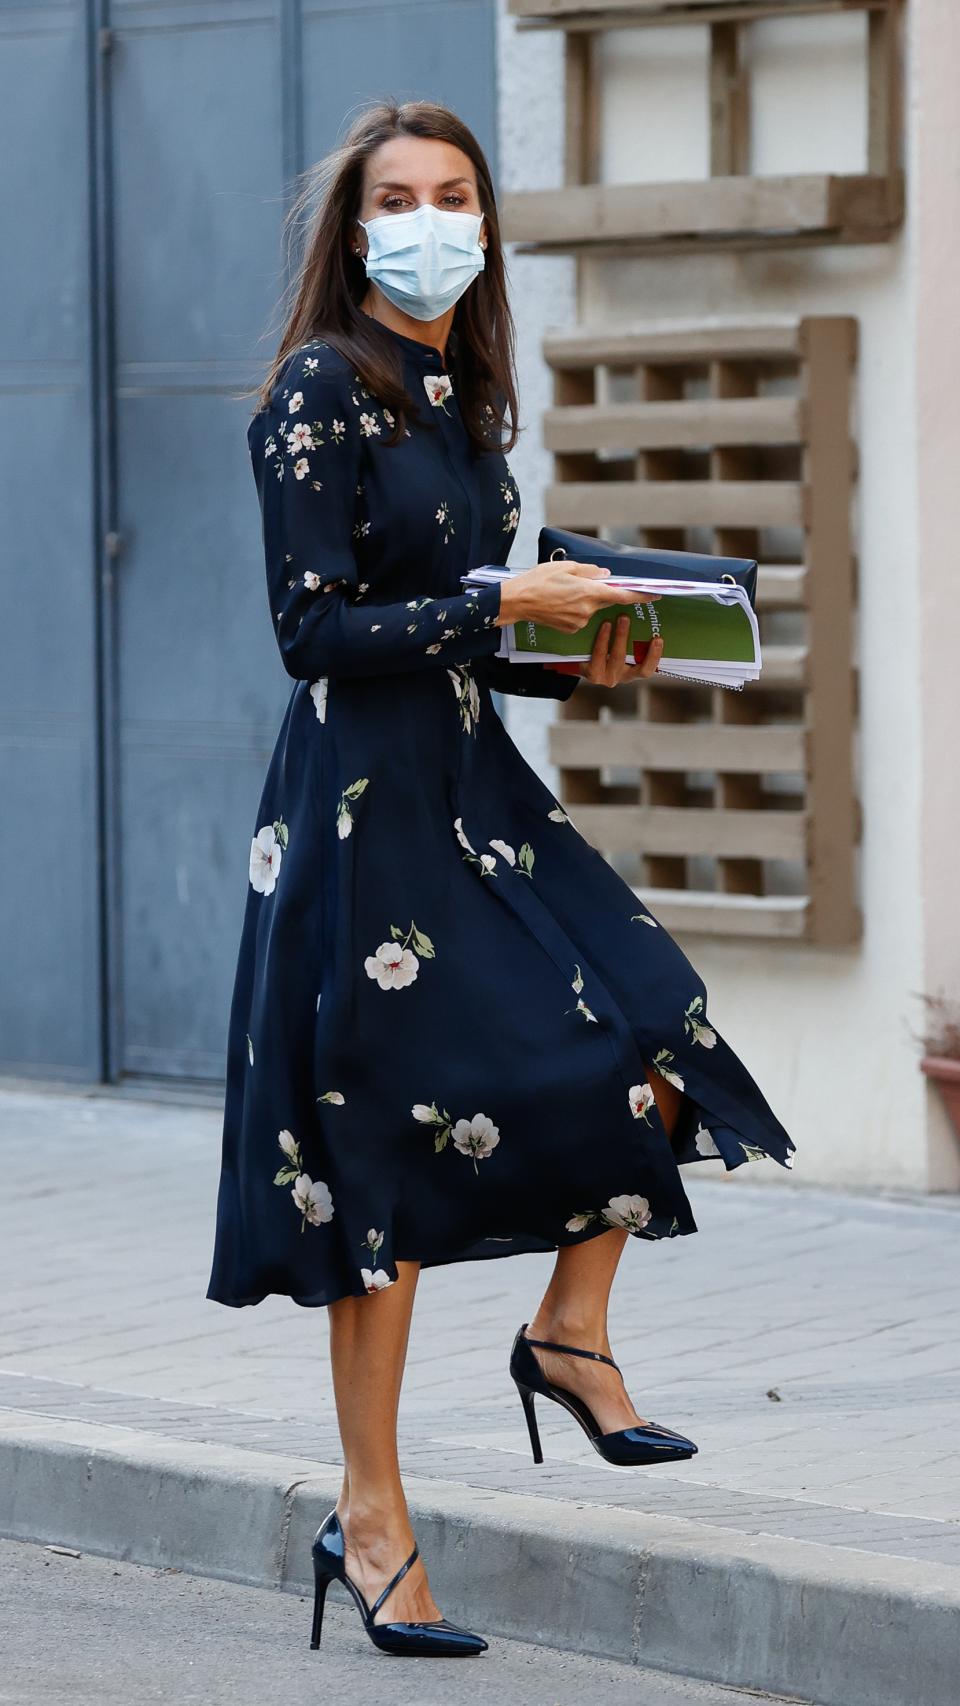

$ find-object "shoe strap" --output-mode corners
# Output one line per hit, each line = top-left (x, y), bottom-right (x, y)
(369, 1542), (420, 1622)
(522, 1327), (619, 1371)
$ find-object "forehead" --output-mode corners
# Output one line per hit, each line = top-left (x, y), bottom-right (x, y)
(363, 134), (477, 192)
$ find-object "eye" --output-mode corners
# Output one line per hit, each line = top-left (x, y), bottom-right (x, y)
(379, 193), (472, 211)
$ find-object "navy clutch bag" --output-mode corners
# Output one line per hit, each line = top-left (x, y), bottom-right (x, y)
(537, 525), (759, 611)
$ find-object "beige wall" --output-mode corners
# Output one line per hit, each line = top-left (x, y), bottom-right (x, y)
(496, 0), (960, 1192)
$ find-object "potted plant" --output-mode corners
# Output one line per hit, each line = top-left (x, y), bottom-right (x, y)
(918, 992), (960, 1142)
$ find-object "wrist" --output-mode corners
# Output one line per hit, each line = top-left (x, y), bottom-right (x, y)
(496, 575), (527, 627)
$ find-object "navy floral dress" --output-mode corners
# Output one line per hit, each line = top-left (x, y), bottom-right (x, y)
(206, 321), (796, 1308)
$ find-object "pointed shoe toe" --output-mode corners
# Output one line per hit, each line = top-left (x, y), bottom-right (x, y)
(309, 1507), (488, 1656)
(371, 1617), (488, 1657)
(594, 1421), (698, 1467)
(509, 1322), (698, 1468)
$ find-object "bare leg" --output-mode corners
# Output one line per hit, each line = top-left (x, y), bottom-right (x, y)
(525, 1062), (684, 1434)
(328, 1259), (443, 1625)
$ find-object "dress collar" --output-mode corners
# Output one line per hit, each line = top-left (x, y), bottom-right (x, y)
(360, 313), (458, 373)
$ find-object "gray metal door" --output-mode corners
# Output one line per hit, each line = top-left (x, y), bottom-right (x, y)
(110, 0), (498, 1082)
(0, 0), (101, 1084)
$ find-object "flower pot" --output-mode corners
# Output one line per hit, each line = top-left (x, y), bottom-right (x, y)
(920, 1055), (960, 1142)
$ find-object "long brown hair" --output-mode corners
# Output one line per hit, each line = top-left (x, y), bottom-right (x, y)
(250, 100), (521, 456)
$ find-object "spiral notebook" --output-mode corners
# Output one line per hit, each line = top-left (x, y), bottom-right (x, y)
(462, 566), (762, 690)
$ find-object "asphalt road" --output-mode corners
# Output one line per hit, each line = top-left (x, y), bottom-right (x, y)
(0, 1536), (806, 1706)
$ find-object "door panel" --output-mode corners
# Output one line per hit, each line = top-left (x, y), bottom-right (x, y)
(110, 1), (289, 1076)
(0, 0), (101, 1079)
(0, 0), (499, 1083)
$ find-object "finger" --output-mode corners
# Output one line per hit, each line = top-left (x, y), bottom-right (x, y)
(591, 620), (612, 667)
(609, 612), (631, 668)
(637, 635), (664, 678)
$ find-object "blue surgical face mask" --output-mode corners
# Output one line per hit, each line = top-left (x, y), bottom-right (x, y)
(356, 202), (486, 322)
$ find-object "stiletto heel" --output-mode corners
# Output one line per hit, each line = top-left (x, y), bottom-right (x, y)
(513, 1379), (544, 1464)
(309, 1507), (488, 1657)
(310, 1554), (332, 1649)
(509, 1321), (699, 1468)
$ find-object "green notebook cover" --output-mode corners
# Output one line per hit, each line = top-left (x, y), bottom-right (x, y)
(511, 593), (757, 665)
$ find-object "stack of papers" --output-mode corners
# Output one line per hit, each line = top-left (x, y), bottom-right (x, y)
(462, 566), (762, 690)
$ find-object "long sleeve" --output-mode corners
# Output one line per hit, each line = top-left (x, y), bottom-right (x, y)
(253, 348), (504, 682)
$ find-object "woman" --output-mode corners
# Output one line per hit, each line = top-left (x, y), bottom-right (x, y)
(206, 99), (796, 1658)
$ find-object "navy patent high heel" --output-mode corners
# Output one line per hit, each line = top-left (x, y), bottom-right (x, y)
(509, 1322), (698, 1468)
(310, 1507), (488, 1657)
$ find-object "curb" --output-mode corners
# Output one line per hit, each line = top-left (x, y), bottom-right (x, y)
(1, 1410), (956, 1706)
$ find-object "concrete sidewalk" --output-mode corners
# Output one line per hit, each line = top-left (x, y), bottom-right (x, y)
(1, 1083), (958, 1705)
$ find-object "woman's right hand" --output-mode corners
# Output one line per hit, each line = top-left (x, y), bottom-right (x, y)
(495, 560), (658, 633)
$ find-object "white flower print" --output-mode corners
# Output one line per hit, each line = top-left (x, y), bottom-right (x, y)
(292, 1172), (334, 1232)
(361, 1266), (394, 1292)
(303, 571), (322, 590)
(547, 803), (571, 825)
(362, 1228), (384, 1260)
(695, 1124), (720, 1157)
(684, 996), (717, 1049)
(499, 476), (520, 534)
(249, 819), (287, 895)
(630, 911), (658, 928)
(436, 500), (455, 544)
(246, 1034), (254, 1065)
(364, 941), (420, 990)
(309, 677), (328, 721)
(287, 390), (304, 413)
(359, 412), (381, 437)
(287, 420), (315, 453)
(567, 963), (597, 1023)
(450, 1113), (501, 1174)
(366, 918), (436, 992)
(424, 374), (453, 410)
(454, 815), (497, 874)
(489, 838), (515, 864)
(652, 1048), (685, 1092)
(447, 665), (480, 735)
(628, 1082), (656, 1123)
(412, 1102), (439, 1124)
(316, 1090), (345, 1105)
(602, 1194), (653, 1233)
(412, 1100), (500, 1171)
(565, 1211), (595, 1233)
(740, 1142), (768, 1162)
(336, 777), (369, 839)
(273, 1129), (303, 1185)
(272, 1132), (334, 1233)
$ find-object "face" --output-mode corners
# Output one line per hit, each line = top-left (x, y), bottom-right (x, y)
(352, 135), (488, 259)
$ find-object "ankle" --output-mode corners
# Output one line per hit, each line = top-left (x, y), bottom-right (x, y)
(527, 1310), (611, 1355)
(337, 1494), (410, 1541)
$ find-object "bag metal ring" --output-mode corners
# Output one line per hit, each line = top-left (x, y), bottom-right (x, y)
(549, 547), (567, 560)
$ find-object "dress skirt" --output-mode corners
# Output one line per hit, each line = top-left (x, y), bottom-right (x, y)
(206, 326), (796, 1309)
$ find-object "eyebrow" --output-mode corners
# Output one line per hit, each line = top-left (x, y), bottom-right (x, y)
(370, 176), (473, 192)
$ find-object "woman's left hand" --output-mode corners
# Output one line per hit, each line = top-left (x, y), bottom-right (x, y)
(578, 613), (663, 685)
